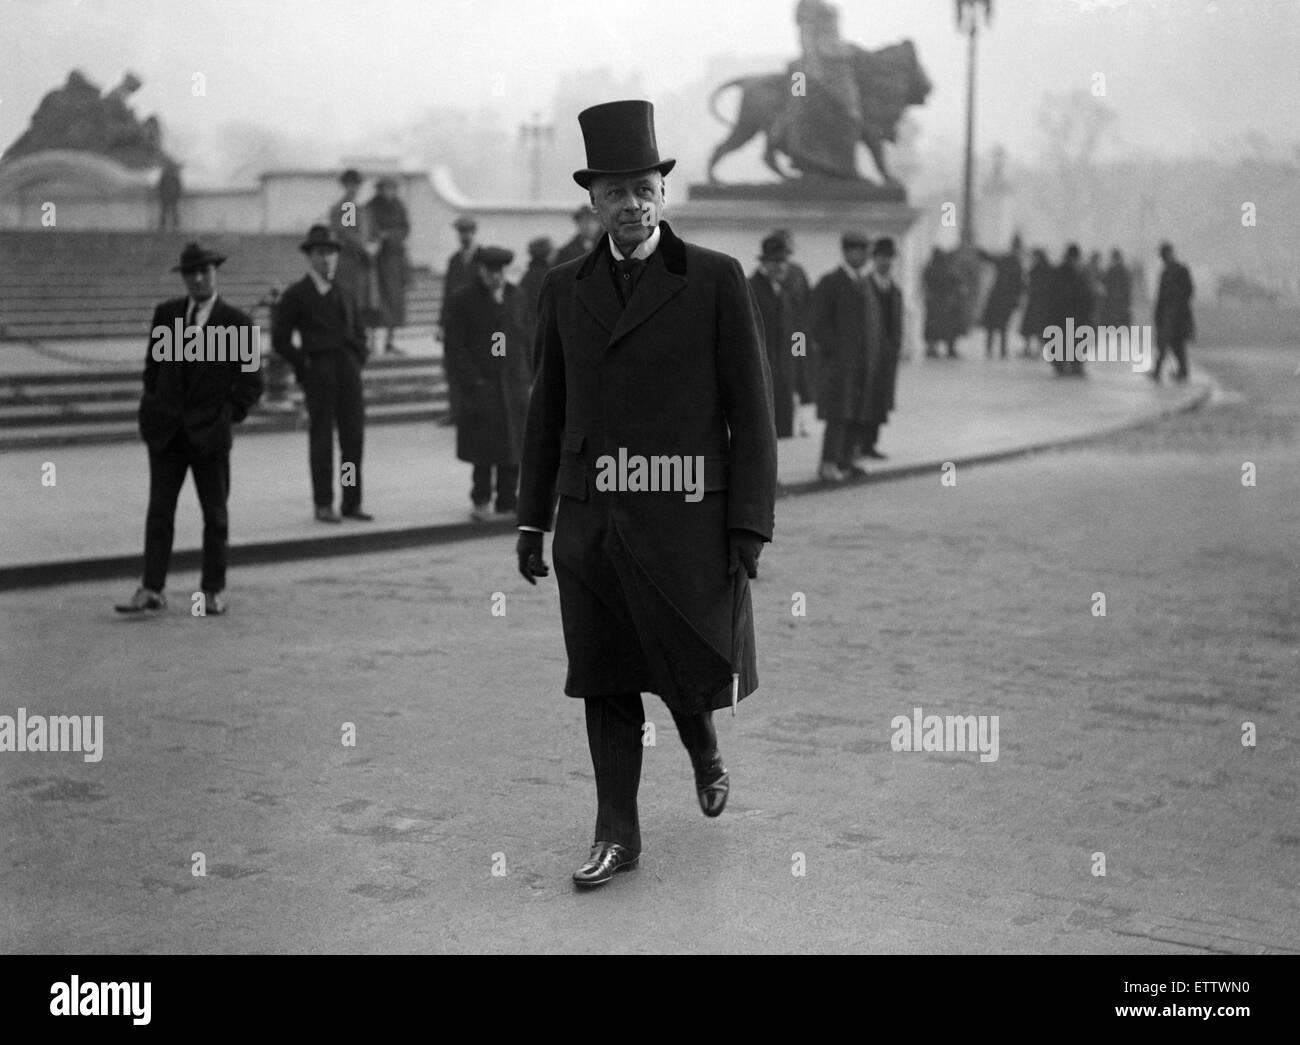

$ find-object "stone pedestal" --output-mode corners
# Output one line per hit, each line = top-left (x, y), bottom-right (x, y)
(671, 184), (925, 357)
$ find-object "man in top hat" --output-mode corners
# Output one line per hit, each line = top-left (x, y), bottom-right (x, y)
(553, 205), (603, 266)
(809, 230), (886, 481)
(749, 233), (803, 439)
(515, 99), (777, 887)
(271, 225), (374, 523)
(115, 242), (263, 615)
(439, 215), (480, 425)
(519, 236), (554, 359)
(859, 236), (904, 460)
(443, 245), (533, 521)
(329, 168), (377, 341)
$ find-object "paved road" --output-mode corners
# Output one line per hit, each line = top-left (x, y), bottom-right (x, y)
(0, 347), (1295, 953)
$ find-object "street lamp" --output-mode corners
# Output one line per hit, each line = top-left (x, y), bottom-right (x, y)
(955, 0), (993, 248)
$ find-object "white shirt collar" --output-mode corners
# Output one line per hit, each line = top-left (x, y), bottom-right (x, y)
(869, 270), (893, 291)
(187, 294), (218, 325)
(307, 268), (333, 296)
(608, 223), (661, 261)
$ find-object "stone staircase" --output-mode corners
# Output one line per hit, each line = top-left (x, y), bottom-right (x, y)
(0, 230), (449, 447)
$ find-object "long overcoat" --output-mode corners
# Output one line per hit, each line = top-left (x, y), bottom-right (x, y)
(867, 276), (904, 418)
(750, 271), (799, 437)
(1154, 260), (1195, 344)
(517, 221), (778, 715)
(809, 266), (887, 424)
(444, 281), (532, 465)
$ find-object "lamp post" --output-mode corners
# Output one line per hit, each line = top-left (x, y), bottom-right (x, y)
(955, 0), (993, 248)
(519, 111), (553, 201)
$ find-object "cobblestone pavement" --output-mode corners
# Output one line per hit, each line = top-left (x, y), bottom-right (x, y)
(0, 347), (1295, 953)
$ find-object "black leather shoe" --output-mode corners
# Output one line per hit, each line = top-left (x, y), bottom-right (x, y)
(572, 842), (638, 887)
(695, 752), (730, 818)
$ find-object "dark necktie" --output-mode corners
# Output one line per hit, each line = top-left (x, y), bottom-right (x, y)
(612, 257), (646, 306)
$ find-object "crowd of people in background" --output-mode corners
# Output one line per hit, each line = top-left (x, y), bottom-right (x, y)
(923, 236), (1194, 382)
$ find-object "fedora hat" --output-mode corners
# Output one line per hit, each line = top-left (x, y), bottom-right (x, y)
(171, 242), (227, 272)
(473, 245), (514, 269)
(299, 224), (342, 253)
(573, 100), (675, 189)
(872, 236), (897, 258)
(757, 235), (791, 263)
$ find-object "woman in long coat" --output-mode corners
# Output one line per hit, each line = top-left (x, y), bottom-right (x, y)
(365, 177), (410, 354)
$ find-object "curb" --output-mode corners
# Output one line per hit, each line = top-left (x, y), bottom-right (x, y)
(0, 378), (1213, 592)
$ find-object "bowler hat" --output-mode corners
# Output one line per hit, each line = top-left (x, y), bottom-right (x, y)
(758, 235), (791, 262)
(171, 242), (227, 272)
(453, 215), (478, 232)
(872, 236), (896, 258)
(841, 230), (869, 250)
(527, 236), (553, 260)
(573, 100), (676, 189)
(299, 224), (342, 253)
(474, 246), (513, 269)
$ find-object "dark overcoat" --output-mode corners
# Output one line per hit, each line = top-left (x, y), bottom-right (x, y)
(366, 196), (410, 327)
(1019, 258), (1053, 338)
(444, 280), (533, 465)
(809, 266), (885, 424)
(784, 262), (816, 403)
(1101, 262), (1132, 327)
(750, 271), (798, 438)
(1154, 260), (1195, 344)
(867, 275), (904, 418)
(139, 296), (263, 457)
(978, 250), (1024, 329)
(517, 221), (778, 714)
(922, 252), (966, 344)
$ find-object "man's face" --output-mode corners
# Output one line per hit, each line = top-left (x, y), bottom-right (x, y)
(872, 254), (893, 278)
(590, 171), (665, 251)
(308, 247), (338, 281)
(843, 246), (869, 270)
(762, 259), (789, 282)
(182, 263), (216, 301)
(1160, 247), (1173, 264)
(479, 263), (505, 293)
(458, 228), (476, 249)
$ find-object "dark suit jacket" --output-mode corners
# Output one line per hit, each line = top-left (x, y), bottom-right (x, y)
(439, 248), (478, 328)
(138, 296), (263, 457)
(517, 221), (777, 712)
(270, 274), (368, 378)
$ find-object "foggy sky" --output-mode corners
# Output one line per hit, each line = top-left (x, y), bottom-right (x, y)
(3, 0), (1298, 189)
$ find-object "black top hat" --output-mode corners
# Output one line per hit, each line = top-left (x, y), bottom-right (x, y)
(171, 242), (227, 272)
(453, 215), (478, 232)
(300, 225), (342, 253)
(758, 235), (791, 263)
(841, 230), (870, 250)
(339, 168), (362, 186)
(872, 236), (897, 257)
(474, 246), (514, 269)
(573, 100), (676, 189)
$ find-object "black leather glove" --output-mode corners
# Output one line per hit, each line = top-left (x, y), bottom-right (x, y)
(516, 530), (550, 585)
(727, 529), (764, 578)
